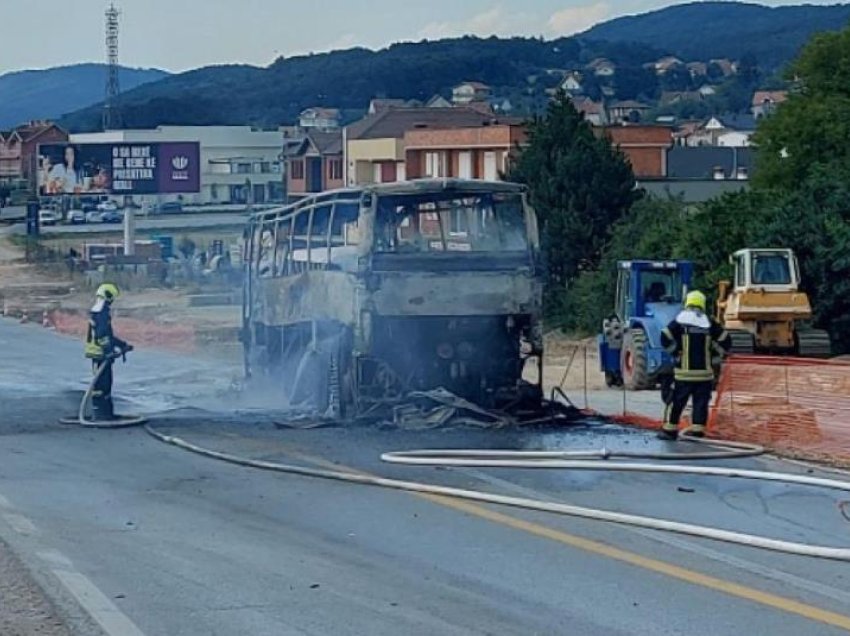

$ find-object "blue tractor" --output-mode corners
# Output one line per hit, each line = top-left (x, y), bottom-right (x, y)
(598, 260), (694, 390)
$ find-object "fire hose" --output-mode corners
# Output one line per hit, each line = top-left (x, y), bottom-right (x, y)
(61, 357), (850, 560)
(59, 351), (147, 428)
(144, 426), (850, 561)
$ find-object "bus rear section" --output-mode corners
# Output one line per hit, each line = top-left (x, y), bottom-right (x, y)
(242, 179), (544, 418)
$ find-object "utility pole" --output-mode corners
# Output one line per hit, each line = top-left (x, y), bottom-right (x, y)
(103, 2), (122, 131)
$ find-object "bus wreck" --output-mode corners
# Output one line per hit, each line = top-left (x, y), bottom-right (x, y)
(242, 179), (544, 418)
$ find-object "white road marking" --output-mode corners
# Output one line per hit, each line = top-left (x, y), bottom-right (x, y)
(37, 549), (74, 568)
(460, 467), (850, 607)
(53, 569), (147, 636)
(3, 511), (38, 536)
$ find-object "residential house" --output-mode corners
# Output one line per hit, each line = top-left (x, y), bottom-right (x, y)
(605, 125), (673, 178)
(607, 100), (651, 124)
(560, 71), (584, 94)
(661, 90), (703, 106)
(404, 122), (527, 181)
(638, 146), (752, 202)
(709, 58), (736, 77)
(698, 84), (717, 97)
(490, 98), (514, 113)
(654, 56), (684, 74)
(452, 82), (492, 105)
(679, 114), (756, 147)
(572, 96), (607, 126)
(687, 62), (708, 78)
(299, 108), (341, 130)
(369, 99), (421, 115)
(283, 129), (344, 201)
(426, 94), (453, 108)
(587, 57), (616, 77)
(345, 107), (497, 186)
(752, 90), (788, 118)
(0, 121), (68, 188)
(666, 146), (752, 180)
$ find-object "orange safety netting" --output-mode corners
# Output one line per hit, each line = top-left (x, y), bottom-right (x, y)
(49, 310), (197, 353)
(709, 355), (850, 465)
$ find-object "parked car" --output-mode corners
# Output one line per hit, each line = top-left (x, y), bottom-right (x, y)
(97, 200), (119, 213)
(100, 210), (123, 223)
(151, 201), (183, 215)
(85, 209), (122, 223)
(38, 209), (61, 226)
(66, 209), (86, 225)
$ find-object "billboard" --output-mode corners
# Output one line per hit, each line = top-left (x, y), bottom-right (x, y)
(37, 142), (200, 196)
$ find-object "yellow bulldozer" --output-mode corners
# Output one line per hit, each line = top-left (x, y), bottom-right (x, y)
(715, 248), (832, 358)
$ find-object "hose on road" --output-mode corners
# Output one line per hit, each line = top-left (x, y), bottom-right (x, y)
(59, 356), (146, 428)
(144, 424), (850, 562)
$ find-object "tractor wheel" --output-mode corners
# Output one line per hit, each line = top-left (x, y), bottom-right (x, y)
(621, 329), (651, 391)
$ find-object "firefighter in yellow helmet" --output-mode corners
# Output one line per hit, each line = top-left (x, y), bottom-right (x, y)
(84, 283), (132, 421)
(658, 290), (730, 440)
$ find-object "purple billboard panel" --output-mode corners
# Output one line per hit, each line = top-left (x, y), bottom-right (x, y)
(37, 142), (200, 196)
(157, 142), (201, 193)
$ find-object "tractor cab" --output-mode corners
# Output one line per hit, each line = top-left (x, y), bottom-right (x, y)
(599, 260), (694, 390)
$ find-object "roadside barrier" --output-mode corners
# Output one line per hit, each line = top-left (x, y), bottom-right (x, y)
(710, 355), (850, 465)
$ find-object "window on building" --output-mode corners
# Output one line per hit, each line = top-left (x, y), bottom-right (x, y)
(211, 184), (219, 200)
(260, 162), (271, 173)
(291, 160), (305, 180)
(237, 163), (251, 174)
(424, 152), (447, 178)
(328, 158), (343, 181)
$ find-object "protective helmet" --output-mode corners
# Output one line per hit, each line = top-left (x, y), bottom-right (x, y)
(685, 290), (707, 312)
(95, 283), (120, 302)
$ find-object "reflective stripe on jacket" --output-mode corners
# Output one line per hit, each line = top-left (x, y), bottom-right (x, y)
(661, 309), (731, 382)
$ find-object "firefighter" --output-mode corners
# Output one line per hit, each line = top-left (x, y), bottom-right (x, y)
(84, 283), (132, 421)
(658, 290), (730, 440)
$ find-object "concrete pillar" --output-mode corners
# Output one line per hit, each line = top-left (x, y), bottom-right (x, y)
(123, 207), (135, 256)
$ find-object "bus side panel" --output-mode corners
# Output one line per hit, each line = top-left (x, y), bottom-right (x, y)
(254, 270), (360, 328)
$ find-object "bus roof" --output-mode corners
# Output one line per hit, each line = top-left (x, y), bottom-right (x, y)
(250, 179), (527, 223)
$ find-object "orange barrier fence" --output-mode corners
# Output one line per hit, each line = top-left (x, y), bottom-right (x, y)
(49, 310), (197, 353)
(710, 355), (850, 465)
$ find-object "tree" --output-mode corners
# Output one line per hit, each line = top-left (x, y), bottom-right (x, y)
(753, 28), (850, 189)
(508, 92), (639, 318)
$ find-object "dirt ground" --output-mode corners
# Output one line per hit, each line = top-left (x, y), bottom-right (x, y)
(0, 541), (72, 636)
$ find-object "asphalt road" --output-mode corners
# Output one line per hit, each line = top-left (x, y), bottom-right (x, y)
(1, 319), (850, 635)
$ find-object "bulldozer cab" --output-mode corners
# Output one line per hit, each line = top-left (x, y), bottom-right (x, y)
(730, 248), (800, 293)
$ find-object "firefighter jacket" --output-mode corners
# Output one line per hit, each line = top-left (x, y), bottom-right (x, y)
(85, 300), (127, 360)
(661, 309), (731, 382)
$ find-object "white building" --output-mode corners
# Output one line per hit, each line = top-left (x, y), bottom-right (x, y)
(70, 126), (285, 205)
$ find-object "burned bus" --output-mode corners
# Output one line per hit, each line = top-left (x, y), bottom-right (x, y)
(242, 179), (543, 417)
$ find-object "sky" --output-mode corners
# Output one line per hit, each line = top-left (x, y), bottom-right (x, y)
(0, 0), (840, 75)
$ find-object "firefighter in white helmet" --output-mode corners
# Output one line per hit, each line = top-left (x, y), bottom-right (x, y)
(84, 283), (132, 420)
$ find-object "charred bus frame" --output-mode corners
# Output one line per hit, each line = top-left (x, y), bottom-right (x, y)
(242, 179), (544, 417)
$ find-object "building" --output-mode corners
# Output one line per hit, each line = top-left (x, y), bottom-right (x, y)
(709, 58), (737, 77)
(299, 108), (341, 130)
(687, 62), (708, 78)
(666, 146), (752, 180)
(587, 57), (616, 77)
(0, 121), (68, 188)
(660, 91), (703, 106)
(572, 96), (607, 126)
(404, 122), (527, 181)
(637, 146), (752, 202)
(752, 90), (788, 118)
(71, 126), (285, 205)
(605, 125), (673, 178)
(452, 82), (492, 105)
(283, 129), (344, 201)
(368, 99), (421, 115)
(607, 100), (651, 124)
(560, 72), (584, 94)
(344, 107), (498, 186)
(654, 56), (684, 74)
(426, 94), (453, 108)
